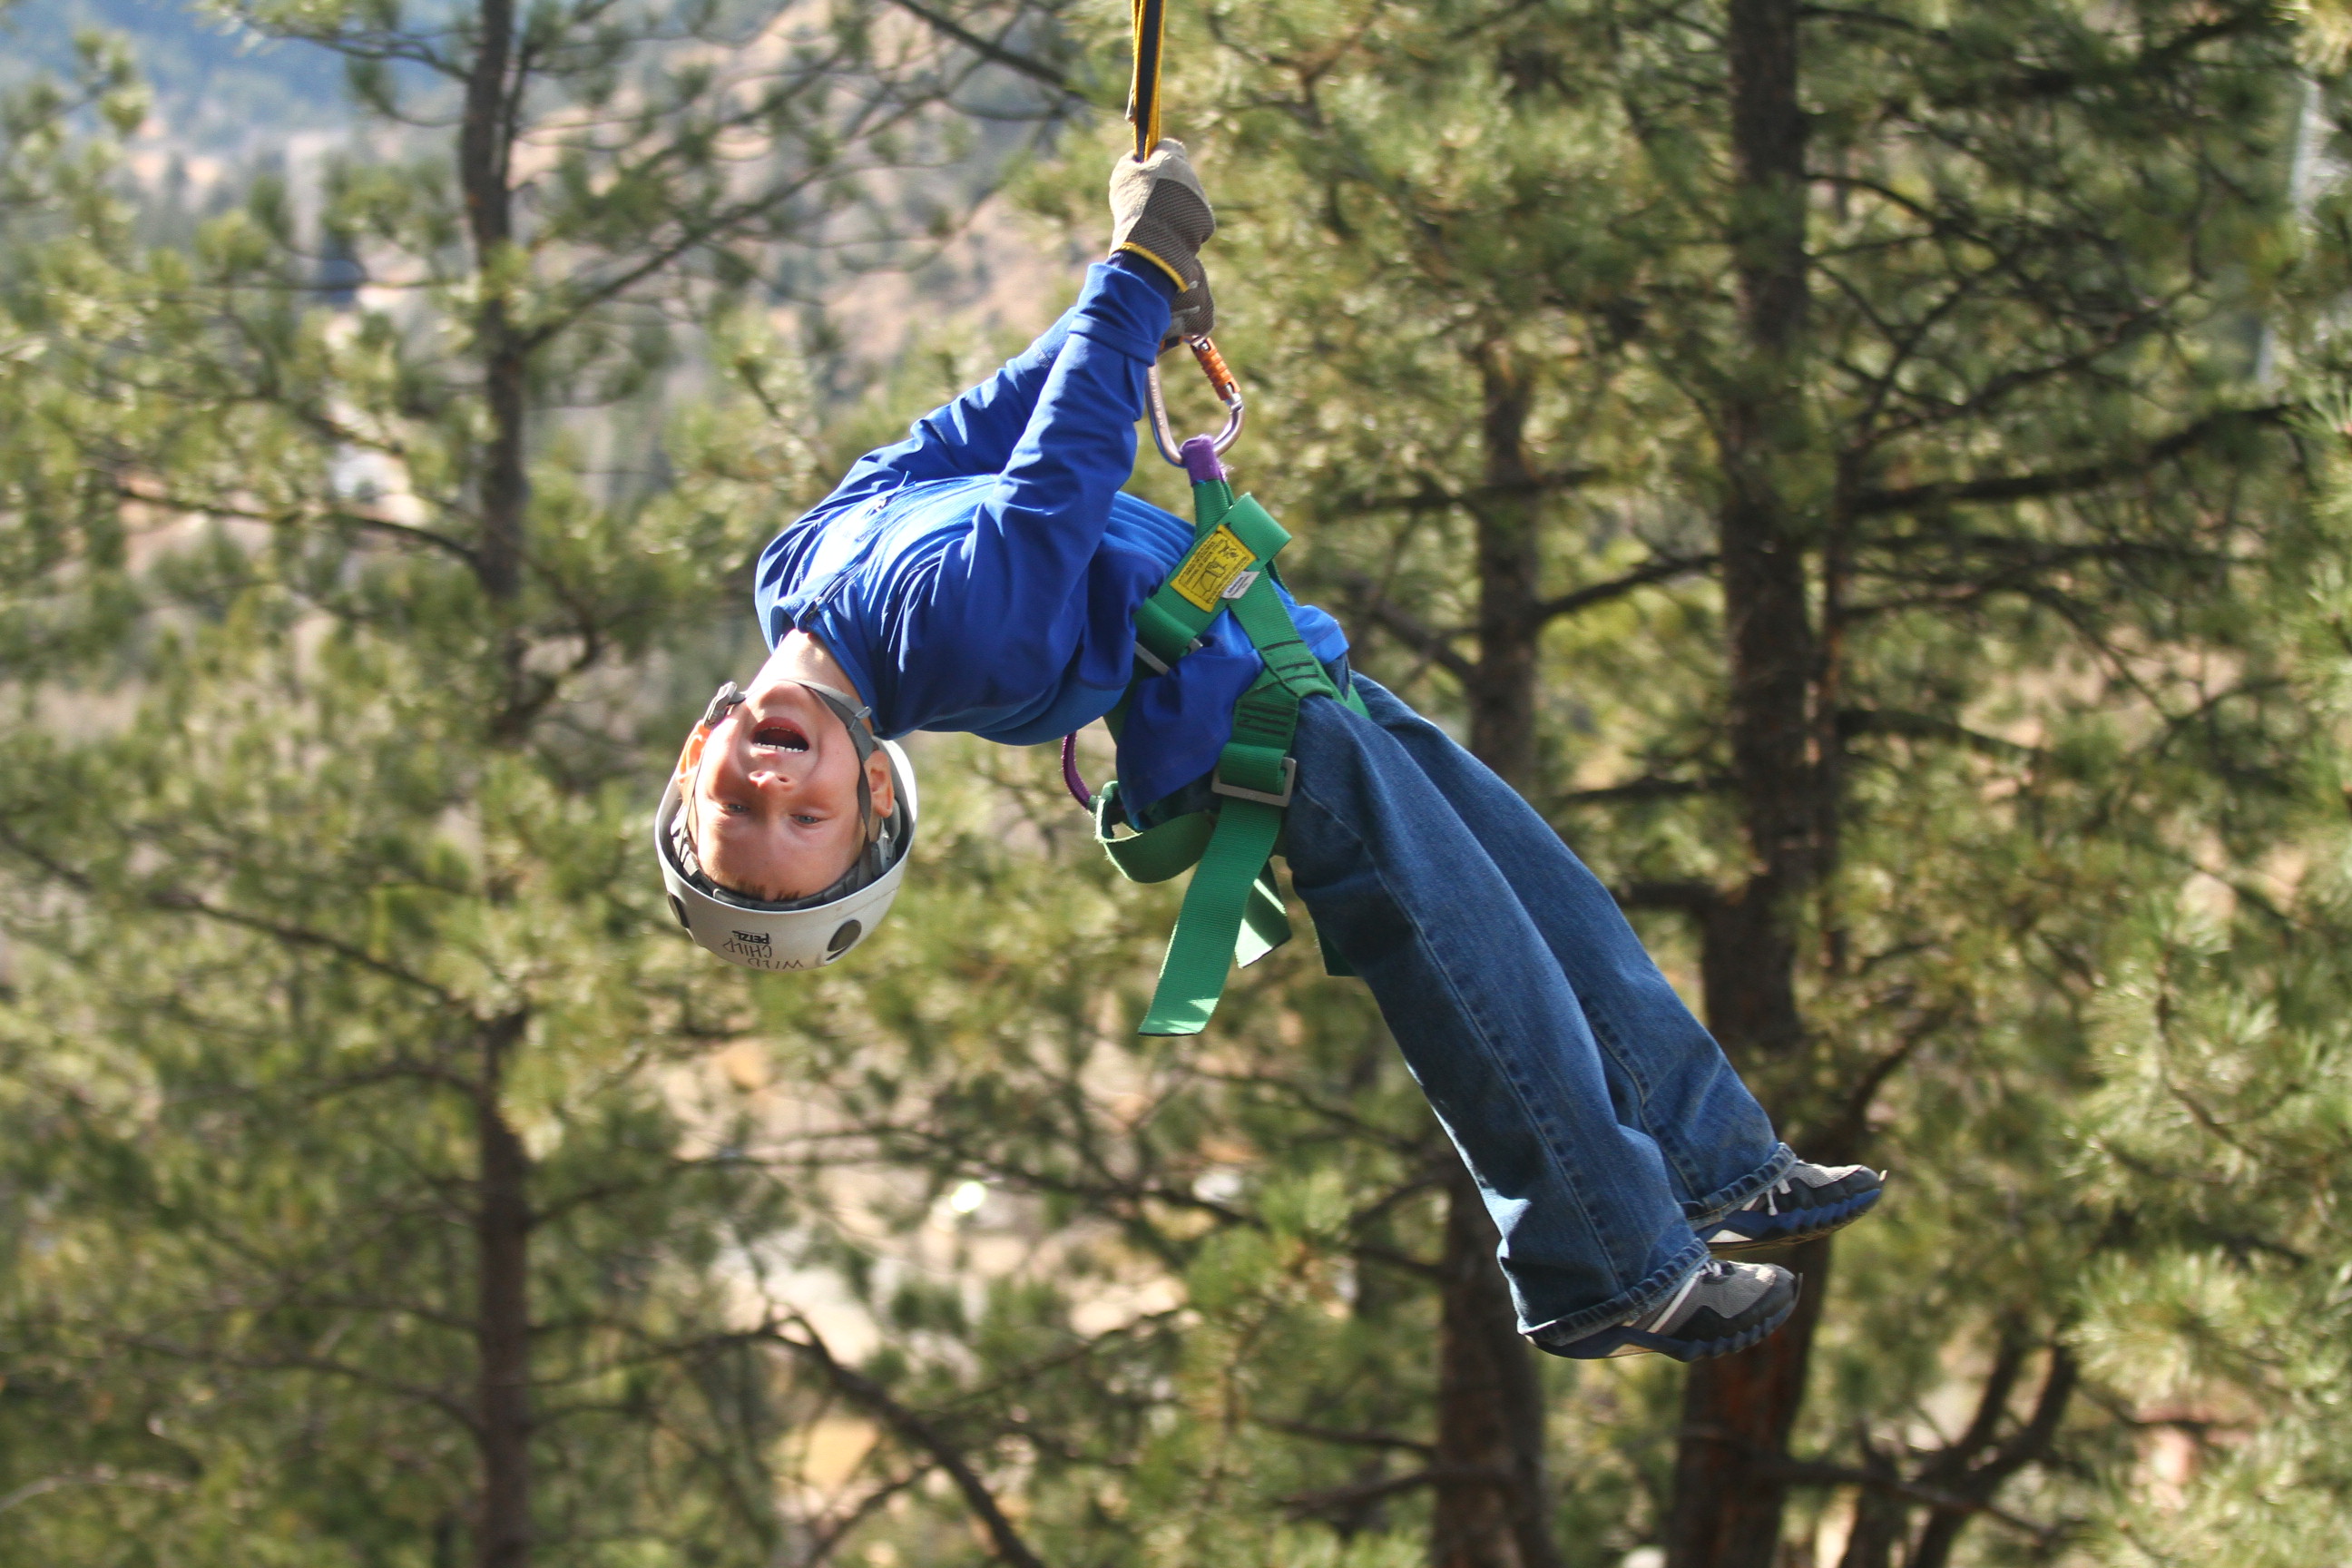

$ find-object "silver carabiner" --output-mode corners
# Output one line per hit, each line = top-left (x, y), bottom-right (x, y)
(1145, 335), (1245, 466)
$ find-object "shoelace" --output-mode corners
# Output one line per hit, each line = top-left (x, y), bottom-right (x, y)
(1750, 1166), (1851, 1218)
(1639, 1259), (1726, 1330)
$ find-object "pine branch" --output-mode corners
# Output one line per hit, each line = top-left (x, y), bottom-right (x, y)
(109, 479), (481, 568)
(1761, 1458), (2059, 1542)
(880, 0), (1075, 93)
(1907, 1345), (2080, 1568)
(1847, 406), (2288, 520)
(0, 825), (459, 1006)
(1280, 1465), (1510, 1517)
(1838, 708), (2040, 761)
(766, 1318), (1052, 1568)
(1615, 878), (1725, 914)
(1255, 1416), (1435, 1456)
(1799, 1008), (1946, 1162)
(1328, 570), (1475, 683)
(1324, 467), (1610, 516)
(118, 1335), (481, 1435)
(1921, 1335), (2031, 1484)
(1552, 774), (1727, 807)
(1536, 553), (1717, 623)
(799, 1465), (936, 1568)
(0, 1469), (191, 1516)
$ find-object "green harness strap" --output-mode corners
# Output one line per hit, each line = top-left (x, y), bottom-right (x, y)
(1130, 478), (1286, 669)
(1096, 475), (1369, 1036)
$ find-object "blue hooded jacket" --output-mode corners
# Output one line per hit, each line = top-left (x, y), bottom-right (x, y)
(752, 260), (1348, 809)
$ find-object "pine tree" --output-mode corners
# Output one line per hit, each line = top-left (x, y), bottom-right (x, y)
(4, 0), (2344, 1562)
(2063, 327), (2352, 1563)
(725, 3), (2339, 1558)
(1116, 0), (2325, 1560)
(0, 2), (1082, 1561)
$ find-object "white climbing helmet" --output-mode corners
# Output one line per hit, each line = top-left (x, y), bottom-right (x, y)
(653, 681), (918, 972)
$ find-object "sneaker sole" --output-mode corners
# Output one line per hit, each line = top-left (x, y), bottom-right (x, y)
(1701, 1182), (1883, 1255)
(1544, 1277), (1801, 1363)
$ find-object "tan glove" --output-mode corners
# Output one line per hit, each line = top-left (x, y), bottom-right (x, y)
(1109, 140), (1216, 343)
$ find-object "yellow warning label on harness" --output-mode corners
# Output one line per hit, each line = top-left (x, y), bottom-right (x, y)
(1170, 525), (1255, 612)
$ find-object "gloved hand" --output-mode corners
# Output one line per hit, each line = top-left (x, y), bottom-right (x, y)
(1109, 139), (1216, 344)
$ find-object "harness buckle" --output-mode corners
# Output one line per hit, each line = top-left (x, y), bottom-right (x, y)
(1212, 756), (1297, 808)
(1133, 636), (1199, 676)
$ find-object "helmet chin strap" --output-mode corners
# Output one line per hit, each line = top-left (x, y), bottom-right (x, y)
(788, 681), (890, 852)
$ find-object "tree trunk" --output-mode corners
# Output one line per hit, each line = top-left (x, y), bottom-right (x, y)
(1665, 1238), (1829, 1568)
(475, 1011), (535, 1568)
(1427, 343), (1563, 1568)
(460, 0), (528, 603)
(458, 7), (535, 1556)
(1467, 347), (1543, 789)
(1666, 4), (1824, 1564)
(1704, 0), (1813, 1067)
(1431, 1171), (1565, 1568)
(1906, 1346), (2077, 1568)
(1834, 1484), (1903, 1568)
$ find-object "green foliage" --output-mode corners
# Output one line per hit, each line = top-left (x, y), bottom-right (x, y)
(0, 0), (1077, 1561)
(3, 0), (2351, 1563)
(2053, 436), (2352, 1563)
(1018, 0), (2346, 1559)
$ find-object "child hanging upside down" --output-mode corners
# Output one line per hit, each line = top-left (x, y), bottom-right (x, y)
(653, 142), (1882, 1361)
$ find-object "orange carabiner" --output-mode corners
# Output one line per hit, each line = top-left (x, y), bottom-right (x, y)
(1145, 336), (1246, 466)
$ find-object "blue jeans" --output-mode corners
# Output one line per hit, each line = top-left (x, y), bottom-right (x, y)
(1281, 677), (1794, 1341)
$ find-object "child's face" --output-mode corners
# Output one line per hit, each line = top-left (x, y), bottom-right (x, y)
(683, 677), (896, 902)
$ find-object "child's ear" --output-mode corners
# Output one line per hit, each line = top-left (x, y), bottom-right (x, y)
(867, 747), (896, 821)
(673, 721), (710, 788)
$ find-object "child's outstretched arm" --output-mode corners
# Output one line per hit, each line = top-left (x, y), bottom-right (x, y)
(757, 146), (1215, 720)
(909, 146), (1210, 703)
(827, 313), (1085, 502)
(826, 138), (1211, 506)
(937, 259), (1168, 579)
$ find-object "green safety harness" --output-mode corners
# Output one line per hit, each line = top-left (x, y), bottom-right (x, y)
(1069, 445), (1368, 1036)
(1058, 0), (1365, 1036)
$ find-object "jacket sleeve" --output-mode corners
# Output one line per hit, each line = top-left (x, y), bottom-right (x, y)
(898, 264), (1171, 696)
(827, 305), (1085, 501)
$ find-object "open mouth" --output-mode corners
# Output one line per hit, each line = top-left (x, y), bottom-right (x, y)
(750, 718), (810, 752)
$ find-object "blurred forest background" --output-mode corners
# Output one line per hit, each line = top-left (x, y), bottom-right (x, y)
(4, 0), (2352, 1564)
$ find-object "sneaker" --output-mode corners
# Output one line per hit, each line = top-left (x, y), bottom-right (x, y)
(1699, 1161), (1884, 1254)
(1534, 1259), (1798, 1362)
